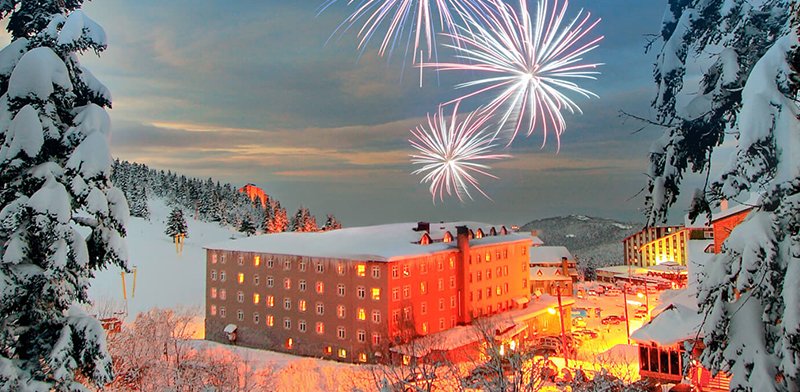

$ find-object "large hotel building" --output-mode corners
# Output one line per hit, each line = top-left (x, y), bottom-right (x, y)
(204, 221), (532, 363)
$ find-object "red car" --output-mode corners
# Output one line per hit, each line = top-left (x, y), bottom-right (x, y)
(601, 315), (626, 325)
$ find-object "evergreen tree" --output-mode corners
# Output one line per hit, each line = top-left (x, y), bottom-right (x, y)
(164, 208), (188, 239)
(291, 206), (317, 232)
(264, 199), (288, 233)
(645, 1), (798, 389)
(128, 184), (149, 219)
(239, 216), (257, 237)
(0, 2), (127, 390)
(322, 214), (342, 231)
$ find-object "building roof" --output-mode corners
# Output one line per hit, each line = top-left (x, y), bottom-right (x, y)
(631, 287), (701, 346)
(529, 267), (572, 281)
(205, 221), (531, 262)
(710, 194), (760, 223)
(528, 246), (573, 264)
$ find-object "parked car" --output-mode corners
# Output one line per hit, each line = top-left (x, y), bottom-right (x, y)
(634, 307), (649, 319)
(587, 289), (599, 297)
(605, 288), (622, 297)
(601, 315), (626, 325)
(573, 329), (599, 339)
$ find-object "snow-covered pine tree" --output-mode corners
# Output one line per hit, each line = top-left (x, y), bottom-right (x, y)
(322, 214), (342, 231)
(265, 199), (288, 233)
(291, 207), (317, 232)
(646, 1), (798, 390)
(128, 184), (149, 219)
(239, 216), (257, 237)
(164, 208), (188, 239)
(0, 1), (127, 390)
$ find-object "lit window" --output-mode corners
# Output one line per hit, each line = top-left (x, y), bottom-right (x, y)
(284, 318), (291, 330)
(371, 266), (380, 279)
(372, 333), (381, 345)
(212, 254), (218, 264)
(253, 312), (260, 324)
(211, 270), (217, 281)
(210, 305), (217, 316)
(220, 289), (227, 300)
(496, 286), (502, 296)
(337, 262), (345, 275)
(371, 310), (381, 324)
(357, 329), (366, 342)
(449, 257), (455, 269)
(485, 253), (490, 262)
(219, 307), (226, 318)
(421, 302), (427, 315)
(220, 271), (226, 282)
(266, 295), (274, 307)
(338, 348), (347, 359)
(358, 353), (367, 363)
(210, 287), (217, 298)
(284, 298), (291, 310)
(316, 282), (324, 294)
(254, 256), (260, 266)
(317, 302), (325, 315)
(316, 322), (325, 334)
(337, 305), (345, 318)
(253, 293), (260, 304)
(420, 282), (427, 295)
(299, 279), (307, 292)
(337, 327), (346, 340)
(298, 300), (307, 312)
(391, 266), (399, 279)
(284, 278), (291, 290)
(267, 276), (274, 287)
(357, 286), (366, 299)
(338, 284), (346, 297)
(237, 310), (244, 321)
(357, 308), (366, 321)
(237, 291), (244, 303)
(421, 322), (428, 334)
(238, 273), (244, 284)
(286, 337), (293, 349)
(371, 288), (381, 300)
(266, 314), (274, 327)
(392, 288), (399, 301)
(403, 265), (410, 277)
(357, 264), (366, 277)
(299, 320), (307, 333)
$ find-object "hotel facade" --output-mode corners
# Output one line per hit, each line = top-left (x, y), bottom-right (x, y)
(204, 221), (532, 363)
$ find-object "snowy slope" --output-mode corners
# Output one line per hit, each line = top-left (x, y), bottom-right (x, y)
(89, 197), (237, 320)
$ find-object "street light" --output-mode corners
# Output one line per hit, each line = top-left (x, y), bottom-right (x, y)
(555, 282), (569, 368)
(622, 283), (631, 345)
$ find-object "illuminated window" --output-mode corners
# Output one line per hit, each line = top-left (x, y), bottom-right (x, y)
(337, 305), (345, 318)
(421, 302), (427, 315)
(449, 257), (455, 269)
(211, 270), (217, 281)
(496, 286), (502, 296)
(284, 278), (291, 290)
(267, 276), (274, 287)
(371, 288), (381, 300)
(372, 333), (381, 345)
(358, 353), (367, 363)
(337, 327), (346, 340)
(210, 287), (217, 298)
(210, 305), (217, 316)
(253, 274), (260, 286)
(317, 302), (325, 315)
(284, 298), (291, 310)
(298, 299), (307, 312)
(286, 337), (293, 349)
(238, 273), (244, 284)
(299, 279), (307, 292)
(212, 254), (218, 264)
(421, 322), (428, 334)
(357, 286), (366, 299)
(316, 282), (324, 294)
(284, 318), (291, 330)
(219, 307), (226, 318)
(357, 308), (366, 321)
(420, 282), (427, 294)
(237, 310), (244, 321)
(254, 256), (260, 267)
(298, 320), (306, 333)
(253, 293), (260, 304)
(266, 295), (274, 307)
(316, 322), (325, 334)
(356, 264), (366, 277)
(253, 312), (259, 324)
(371, 310), (381, 324)
(391, 266), (399, 279)
(338, 348), (347, 359)
(220, 271), (226, 282)
(485, 253), (490, 262)
(371, 266), (380, 279)
(237, 291), (244, 303)
(266, 314), (274, 327)
(220, 289), (227, 300)
(337, 284), (346, 297)
(403, 265), (410, 277)
(337, 262), (345, 275)
(357, 329), (366, 342)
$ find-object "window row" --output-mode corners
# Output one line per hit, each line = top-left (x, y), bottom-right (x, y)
(468, 284), (510, 301)
(209, 301), (382, 322)
(208, 276), (382, 298)
(211, 254), (387, 278)
(389, 257), (457, 279)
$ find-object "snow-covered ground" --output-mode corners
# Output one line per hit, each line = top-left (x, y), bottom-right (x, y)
(89, 198), (236, 328)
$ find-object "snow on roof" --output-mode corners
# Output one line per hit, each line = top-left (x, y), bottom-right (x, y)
(631, 288), (701, 346)
(529, 267), (572, 281)
(205, 221), (531, 262)
(710, 194), (760, 222)
(223, 324), (238, 334)
(528, 246), (573, 264)
(518, 232), (544, 246)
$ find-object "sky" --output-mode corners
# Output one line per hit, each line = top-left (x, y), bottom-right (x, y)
(66, 0), (679, 227)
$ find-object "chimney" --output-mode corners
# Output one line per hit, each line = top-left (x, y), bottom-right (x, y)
(414, 221), (430, 232)
(561, 256), (569, 278)
(456, 225), (470, 324)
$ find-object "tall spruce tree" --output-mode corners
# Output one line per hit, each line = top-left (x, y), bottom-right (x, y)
(164, 208), (188, 239)
(322, 214), (342, 231)
(0, 1), (127, 390)
(238, 216), (256, 237)
(646, 1), (798, 390)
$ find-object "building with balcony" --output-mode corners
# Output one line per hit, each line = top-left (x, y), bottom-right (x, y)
(204, 221), (532, 363)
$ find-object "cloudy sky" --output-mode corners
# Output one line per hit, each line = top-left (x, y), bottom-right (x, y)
(69, 0), (678, 227)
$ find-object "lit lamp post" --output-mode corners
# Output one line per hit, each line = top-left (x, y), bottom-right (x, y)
(637, 281), (650, 321)
(555, 282), (569, 368)
(622, 284), (631, 345)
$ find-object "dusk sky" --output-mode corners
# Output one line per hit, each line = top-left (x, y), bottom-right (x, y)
(66, 0), (679, 227)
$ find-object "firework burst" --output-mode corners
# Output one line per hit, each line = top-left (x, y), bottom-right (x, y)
(319, 0), (488, 62)
(427, 0), (603, 148)
(410, 103), (510, 202)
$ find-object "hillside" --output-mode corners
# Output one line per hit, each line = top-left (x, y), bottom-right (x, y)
(520, 215), (642, 268)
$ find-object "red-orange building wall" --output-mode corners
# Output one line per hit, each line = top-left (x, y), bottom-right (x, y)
(712, 209), (750, 253)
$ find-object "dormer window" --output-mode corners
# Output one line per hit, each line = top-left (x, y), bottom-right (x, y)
(475, 229), (484, 239)
(500, 226), (508, 235)
(419, 233), (432, 245)
(442, 231), (453, 243)
(490, 227), (497, 236)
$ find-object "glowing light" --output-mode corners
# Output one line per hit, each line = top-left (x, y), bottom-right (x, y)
(319, 0), (489, 62)
(547, 307), (556, 315)
(410, 103), (510, 202)
(426, 0), (603, 147)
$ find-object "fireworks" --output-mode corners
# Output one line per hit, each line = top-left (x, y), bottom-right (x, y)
(319, 0), (487, 62)
(410, 103), (510, 202)
(428, 0), (603, 147)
